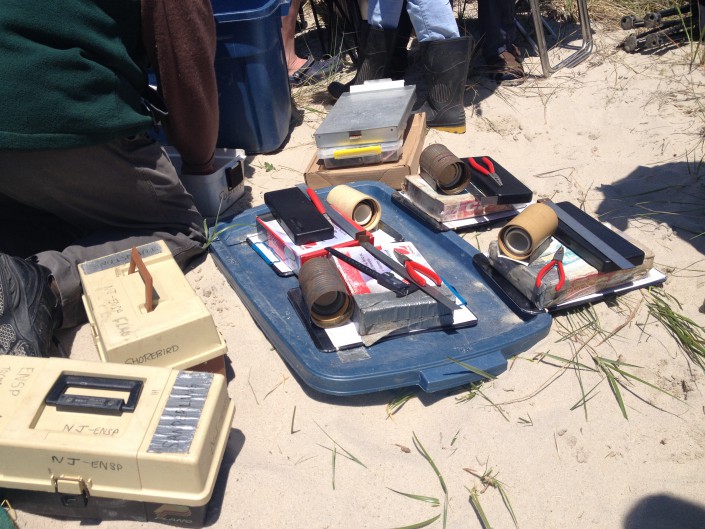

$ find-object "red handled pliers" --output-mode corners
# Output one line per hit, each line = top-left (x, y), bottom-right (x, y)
(393, 249), (442, 287)
(535, 246), (566, 292)
(468, 157), (503, 187)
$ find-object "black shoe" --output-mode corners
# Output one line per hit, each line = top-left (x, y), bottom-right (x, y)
(0, 254), (62, 357)
(486, 50), (525, 83)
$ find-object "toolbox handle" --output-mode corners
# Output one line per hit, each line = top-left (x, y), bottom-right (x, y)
(45, 374), (143, 416)
(128, 246), (155, 312)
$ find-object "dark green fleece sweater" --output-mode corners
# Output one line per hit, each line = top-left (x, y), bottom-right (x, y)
(0, 0), (152, 149)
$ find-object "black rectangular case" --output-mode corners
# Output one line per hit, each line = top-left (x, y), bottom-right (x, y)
(464, 156), (533, 205)
(264, 187), (333, 245)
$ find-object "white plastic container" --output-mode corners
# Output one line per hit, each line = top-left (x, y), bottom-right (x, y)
(317, 138), (404, 169)
(166, 147), (246, 219)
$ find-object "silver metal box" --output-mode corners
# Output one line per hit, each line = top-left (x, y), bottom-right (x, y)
(314, 83), (416, 149)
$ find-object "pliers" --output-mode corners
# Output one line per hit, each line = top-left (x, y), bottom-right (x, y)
(468, 157), (503, 187)
(535, 246), (566, 292)
(393, 249), (442, 287)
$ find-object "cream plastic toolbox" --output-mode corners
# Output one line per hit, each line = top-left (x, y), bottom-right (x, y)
(0, 355), (235, 527)
(79, 240), (227, 370)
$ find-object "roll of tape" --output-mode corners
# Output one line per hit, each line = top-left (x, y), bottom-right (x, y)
(419, 144), (469, 195)
(326, 185), (382, 230)
(497, 203), (559, 260)
(299, 257), (353, 328)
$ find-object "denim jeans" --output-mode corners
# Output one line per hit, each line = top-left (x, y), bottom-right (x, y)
(368, 0), (459, 41)
(478, 0), (517, 58)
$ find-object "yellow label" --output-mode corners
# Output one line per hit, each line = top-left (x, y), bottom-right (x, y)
(333, 145), (382, 160)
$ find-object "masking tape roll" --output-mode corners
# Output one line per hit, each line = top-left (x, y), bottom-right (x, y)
(497, 203), (559, 260)
(326, 185), (382, 230)
(419, 143), (469, 195)
(299, 257), (353, 328)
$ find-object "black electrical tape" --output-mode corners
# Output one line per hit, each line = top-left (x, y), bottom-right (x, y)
(419, 144), (469, 195)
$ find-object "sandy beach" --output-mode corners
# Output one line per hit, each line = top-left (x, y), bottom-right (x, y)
(12, 20), (705, 529)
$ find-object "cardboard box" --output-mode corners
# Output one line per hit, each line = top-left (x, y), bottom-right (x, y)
(0, 355), (235, 527)
(403, 174), (518, 222)
(79, 241), (227, 371)
(304, 112), (427, 190)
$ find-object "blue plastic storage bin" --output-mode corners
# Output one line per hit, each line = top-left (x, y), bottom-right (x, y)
(211, 0), (292, 154)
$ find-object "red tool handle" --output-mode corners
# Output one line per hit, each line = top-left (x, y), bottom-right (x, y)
(306, 187), (327, 215)
(535, 261), (566, 291)
(468, 157), (495, 176)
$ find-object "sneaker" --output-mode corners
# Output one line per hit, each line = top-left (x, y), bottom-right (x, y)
(486, 50), (526, 83)
(0, 254), (62, 357)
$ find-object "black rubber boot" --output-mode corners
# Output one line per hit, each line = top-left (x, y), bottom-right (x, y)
(0, 254), (62, 357)
(416, 36), (473, 134)
(327, 26), (401, 100)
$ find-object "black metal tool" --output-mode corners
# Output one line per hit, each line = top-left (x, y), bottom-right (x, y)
(326, 247), (417, 296)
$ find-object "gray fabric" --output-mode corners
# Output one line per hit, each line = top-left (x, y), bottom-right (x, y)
(0, 135), (207, 328)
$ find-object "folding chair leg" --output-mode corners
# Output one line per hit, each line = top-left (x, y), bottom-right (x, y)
(528, 0), (593, 77)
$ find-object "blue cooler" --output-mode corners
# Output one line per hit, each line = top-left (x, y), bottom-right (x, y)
(211, 0), (292, 154)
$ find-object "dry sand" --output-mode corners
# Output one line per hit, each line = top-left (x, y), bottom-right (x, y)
(15, 23), (705, 529)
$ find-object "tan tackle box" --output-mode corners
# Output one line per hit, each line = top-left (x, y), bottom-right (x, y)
(0, 355), (235, 527)
(79, 240), (227, 371)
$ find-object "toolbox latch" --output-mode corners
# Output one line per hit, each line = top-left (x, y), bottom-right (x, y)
(53, 476), (89, 498)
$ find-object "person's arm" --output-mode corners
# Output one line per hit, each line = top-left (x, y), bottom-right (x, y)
(142, 0), (218, 174)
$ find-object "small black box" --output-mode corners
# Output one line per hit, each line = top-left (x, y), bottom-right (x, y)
(464, 156), (533, 205)
(264, 187), (333, 245)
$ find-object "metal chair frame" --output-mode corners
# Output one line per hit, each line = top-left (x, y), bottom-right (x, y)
(524, 0), (594, 77)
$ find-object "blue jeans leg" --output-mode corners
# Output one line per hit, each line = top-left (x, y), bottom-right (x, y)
(369, 0), (459, 40)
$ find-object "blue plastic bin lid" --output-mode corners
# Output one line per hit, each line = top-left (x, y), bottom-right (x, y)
(210, 0), (287, 22)
(209, 182), (553, 397)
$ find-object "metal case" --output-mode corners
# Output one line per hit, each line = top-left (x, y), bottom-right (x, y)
(314, 84), (415, 148)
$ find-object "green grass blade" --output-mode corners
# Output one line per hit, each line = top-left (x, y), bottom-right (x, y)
(332, 444), (336, 490)
(477, 388), (510, 422)
(447, 357), (497, 381)
(540, 352), (596, 372)
(601, 359), (680, 400)
(467, 486), (492, 529)
(497, 484), (519, 528)
(598, 360), (628, 419)
(314, 420), (367, 468)
(387, 489), (440, 506)
(389, 514), (441, 529)
(387, 392), (416, 417)
(569, 380), (601, 412)
(412, 433), (447, 494)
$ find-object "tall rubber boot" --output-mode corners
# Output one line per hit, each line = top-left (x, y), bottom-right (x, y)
(416, 36), (473, 134)
(327, 26), (398, 100)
